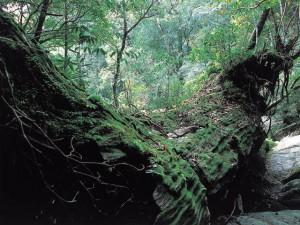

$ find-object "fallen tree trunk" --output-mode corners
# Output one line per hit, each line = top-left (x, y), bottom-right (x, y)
(0, 9), (208, 225)
(0, 8), (288, 225)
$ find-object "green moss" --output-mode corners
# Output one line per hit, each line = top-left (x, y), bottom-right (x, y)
(265, 138), (277, 150)
(150, 150), (209, 224)
(154, 75), (265, 197)
(223, 80), (234, 89)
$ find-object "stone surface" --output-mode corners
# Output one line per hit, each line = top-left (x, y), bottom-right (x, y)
(265, 135), (300, 181)
(167, 132), (178, 138)
(227, 210), (300, 225)
(265, 135), (300, 206)
(173, 125), (199, 137)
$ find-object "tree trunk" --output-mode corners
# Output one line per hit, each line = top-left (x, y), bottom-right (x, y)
(113, 29), (128, 107)
(34, 0), (50, 43)
(0, 9), (290, 225)
(248, 9), (270, 50)
(63, 0), (69, 74)
(113, 51), (122, 107)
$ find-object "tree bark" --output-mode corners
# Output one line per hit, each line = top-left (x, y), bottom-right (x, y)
(248, 9), (270, 50)
(63, 0), (69, 74)
(34, 0), (50, 43)
(113, 29), (127, 107)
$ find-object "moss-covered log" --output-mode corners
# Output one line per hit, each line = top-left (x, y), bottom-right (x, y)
(0, 9), (209, 225)
(0, 8), (288, 225)
(154, 50), (287, 219)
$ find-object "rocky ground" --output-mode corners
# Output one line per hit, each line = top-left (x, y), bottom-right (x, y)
(228, 210), (300, 225)
(227, 134), (300, 225)
(266, 135), (300, 206)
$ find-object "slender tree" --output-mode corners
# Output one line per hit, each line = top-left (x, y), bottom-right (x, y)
(33, 0), (50, 43)
(112, 0), (158, 107)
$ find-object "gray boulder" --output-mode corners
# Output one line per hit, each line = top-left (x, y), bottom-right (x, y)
(228, 210), (300, 225)
(265, 135), (300, 206)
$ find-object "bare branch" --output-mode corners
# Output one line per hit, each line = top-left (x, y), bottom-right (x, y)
(127, 0), (158, 34)
(239, 0), (266, 10)
(267, 74), (300, 110)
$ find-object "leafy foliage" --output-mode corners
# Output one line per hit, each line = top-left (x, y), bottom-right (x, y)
(2, 0), (300, 113)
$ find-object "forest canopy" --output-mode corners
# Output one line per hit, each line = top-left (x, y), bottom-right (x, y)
(1, 0), (298, 111)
